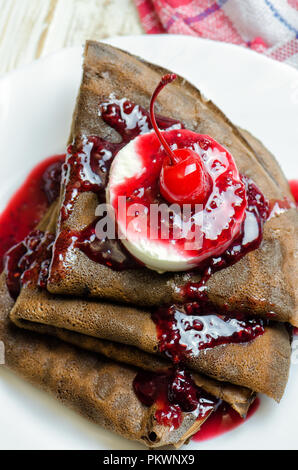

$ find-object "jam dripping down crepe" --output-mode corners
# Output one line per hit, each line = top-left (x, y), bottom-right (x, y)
(47, 41), (298, 326)
(0, 187), (256, 445)
(7, 205), (255, 417)
(1, 273), (211, 448)
(0, 146), (257, 446)
(0, 209), (223, 448)
(10, 202), (291, 402)
(11, 273), (291, 401)
(4, 199), (290, 443)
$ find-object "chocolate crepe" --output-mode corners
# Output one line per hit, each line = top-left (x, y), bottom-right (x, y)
(11, 302), (255, 417)
(47, 41), (298, 326)
(2, 273), (219, 447)
(9, 206), (255, 417)
(10, 203), (290, 402)
(0, 209), (225, 447)
(11, 283), (291, 402)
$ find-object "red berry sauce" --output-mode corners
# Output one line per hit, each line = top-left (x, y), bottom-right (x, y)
(51, 99), (182, 271)
(54, 95), (271, 279)
(1, 155), (65, 298)
(152, 303), (267, 364)
(133, 366), (260, 439)
(133, 368), (218, 429)
(182, 176), (270, 299)
(0, 155), (64, 272)
(193, 397), (260, 442)
(4, 230), (55, 299)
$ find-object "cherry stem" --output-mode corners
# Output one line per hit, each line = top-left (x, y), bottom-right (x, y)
(150, 74), (178, 164)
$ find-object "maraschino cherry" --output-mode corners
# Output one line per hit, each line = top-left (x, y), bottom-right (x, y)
(150, 74), (211, 205)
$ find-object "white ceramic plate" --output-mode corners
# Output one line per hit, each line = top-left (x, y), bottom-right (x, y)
(0, 35), (297, 450)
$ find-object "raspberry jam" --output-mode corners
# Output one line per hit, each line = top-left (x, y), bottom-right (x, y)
(133, 368), (218, 429)
(133, 367), (260, 438)
(0, 155), (64, 272)
(152, 303), (266, 364)
(182, 177), (270, 299)
(1, 155), (64, 298)
(75, 220), (139, 270)
(59, 100), (181, 223)
(193, 397), (260, 442)
(54, 95), (270, 277)
(4, 230), (55, 299)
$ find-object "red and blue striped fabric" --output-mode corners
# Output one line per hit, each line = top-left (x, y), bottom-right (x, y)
(134, 0), (298, 68)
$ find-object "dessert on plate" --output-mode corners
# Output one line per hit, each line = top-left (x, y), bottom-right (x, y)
(1, 41), (297, 448)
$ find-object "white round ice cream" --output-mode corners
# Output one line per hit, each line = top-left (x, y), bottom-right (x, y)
(106, 135), (204, 273)
(106, 130), (246, 273)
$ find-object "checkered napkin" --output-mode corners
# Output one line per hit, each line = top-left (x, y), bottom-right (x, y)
(134, 0), (298, 68)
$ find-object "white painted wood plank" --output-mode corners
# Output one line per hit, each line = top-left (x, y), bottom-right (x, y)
(0, 0), (143, 75)
(0, 0), (52, 74)
(43, 0), (143, 56)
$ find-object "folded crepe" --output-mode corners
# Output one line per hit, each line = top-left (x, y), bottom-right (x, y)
(1, 211), (223, 448)
(47, 41), (298, 326)
(11, 282), (291, 402)
(9, 206), (255, 417)
(10, 202), (291, 402)
(11, 296), (256, 417)
(2, 273), (220, 448)
(1, 208), (256, 447)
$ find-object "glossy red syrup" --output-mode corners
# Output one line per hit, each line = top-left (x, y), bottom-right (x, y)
(152, 303), (266, 364)
(182, 177), (270, 300)
(133, 368), (218, 429)
(193, 397), (260, 442)
(55, 95), (270, 279)
(4, 230), (55, 299)
(289, 180), (298, 204)
(111, 129), (248, 266)
(75, 220), (139, 270)
(0, 155), (64, 272)
(59, 101), (181, 223)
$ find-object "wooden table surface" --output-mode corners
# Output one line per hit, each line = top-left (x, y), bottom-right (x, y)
(0, 0), (143, 75)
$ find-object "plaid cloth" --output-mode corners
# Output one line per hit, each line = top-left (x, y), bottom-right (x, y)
(134, 0), (298, 68)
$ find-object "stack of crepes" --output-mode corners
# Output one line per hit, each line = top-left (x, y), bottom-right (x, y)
(1, 41), (298, 448)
